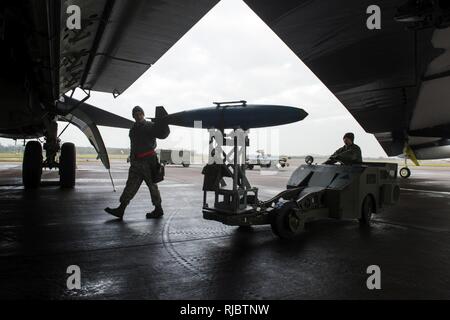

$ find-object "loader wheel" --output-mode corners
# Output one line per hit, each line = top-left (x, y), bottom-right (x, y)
(359, 195), (375, 226)
(182, 162), (190, 168)
(271, 202), (304, 239)
(60, 142), (76, 188)
(399, 167), (411, 179)
(247, 164), (254, 170)
(22, 141), (43, 189)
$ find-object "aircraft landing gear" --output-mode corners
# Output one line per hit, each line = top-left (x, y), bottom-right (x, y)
(399, 157), (412, 178)
(44, 117), (76, 188)
(399, 167), (411, 179)
(22, 141), (43, 188)
(399, 145), (418, 179)
(22, 118), (77, 189)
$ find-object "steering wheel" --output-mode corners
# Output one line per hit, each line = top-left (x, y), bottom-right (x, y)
(324, 157), (344, 165)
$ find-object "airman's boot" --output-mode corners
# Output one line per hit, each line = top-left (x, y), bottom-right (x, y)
(146, 205), (164, 219)
(105, 202), (127, 220)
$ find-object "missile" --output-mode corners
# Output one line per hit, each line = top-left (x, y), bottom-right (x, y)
(153, 101), (308, 130)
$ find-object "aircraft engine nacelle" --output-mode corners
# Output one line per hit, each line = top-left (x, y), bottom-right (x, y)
(414, 143), (450, 160)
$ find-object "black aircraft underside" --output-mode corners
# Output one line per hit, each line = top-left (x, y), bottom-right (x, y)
(0, 0), (218, 187)
(243, 0), (450, 160)
(0, 128), (45, 140)
(411, 138), (450, 159)
(58, 0), (219, 95)
(2, 0), (450, 187)
(0, 0), (218, 137)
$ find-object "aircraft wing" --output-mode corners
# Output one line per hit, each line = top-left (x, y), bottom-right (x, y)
(244, 0), (450, 156)
(58, 111), (112, 170)
(59, 0), (219, 96)
(58, 96), (134, 129)
(20, 0), (217, 169)
(56, 97), (134, 169)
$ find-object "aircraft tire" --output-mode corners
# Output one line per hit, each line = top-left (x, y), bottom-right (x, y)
(22, 141), (43, 189)
(399, 167), (411, 179)
(60, 142), (76, 188)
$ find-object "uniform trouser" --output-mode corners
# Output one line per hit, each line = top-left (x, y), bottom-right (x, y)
(119, 156), (162, 207)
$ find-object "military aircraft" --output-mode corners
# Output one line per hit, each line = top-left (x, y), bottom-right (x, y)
(1, 0), (449, 189)
(242, 0), (450, 178)
(0, 0), (219, 188)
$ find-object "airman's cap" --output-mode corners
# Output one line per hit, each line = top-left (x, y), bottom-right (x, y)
(343, 132), (355, 142)
(132, 106), (144, 116)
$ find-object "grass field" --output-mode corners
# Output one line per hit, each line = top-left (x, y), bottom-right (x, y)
(0, 153), (22, 162)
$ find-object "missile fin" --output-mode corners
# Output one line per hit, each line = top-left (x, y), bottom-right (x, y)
(155, 106), (168, 118)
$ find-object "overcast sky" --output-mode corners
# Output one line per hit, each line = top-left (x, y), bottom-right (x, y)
(1, 0), (386, 157)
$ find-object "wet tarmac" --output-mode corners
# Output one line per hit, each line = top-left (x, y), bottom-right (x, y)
(1, 161), (450, 299)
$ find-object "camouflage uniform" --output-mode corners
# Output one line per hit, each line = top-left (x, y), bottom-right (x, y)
(119, 119), (169, 207)
(325, 143), (362, 165)
(120, 156), (161, 206)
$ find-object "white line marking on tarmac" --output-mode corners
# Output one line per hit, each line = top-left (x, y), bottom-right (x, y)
(401, 188), (450, 196)
(0, 164), (21, 170)
(75, 183), (196, 189)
